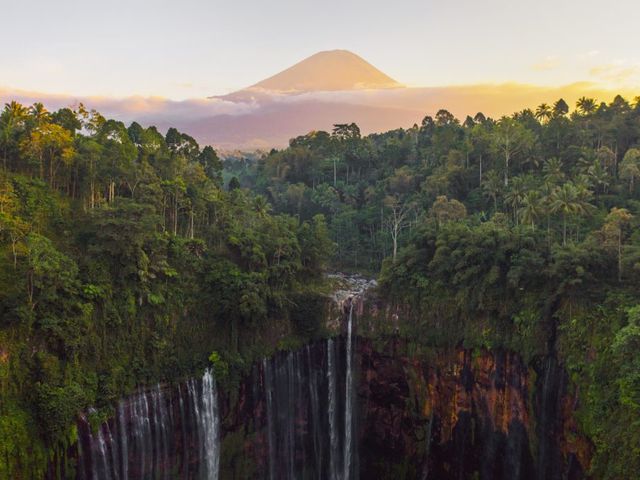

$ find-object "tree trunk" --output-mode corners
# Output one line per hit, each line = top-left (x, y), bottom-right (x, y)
(392, 225), (398, 261)
(11, 238), (18, 269)
(504, 153), (510, 186)
(618, 228), (623, 282)
(190, 208), (195, 239)
(173, 192), (178, 235)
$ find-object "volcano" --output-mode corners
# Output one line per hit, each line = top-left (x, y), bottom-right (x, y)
(218, 50), (403, 102)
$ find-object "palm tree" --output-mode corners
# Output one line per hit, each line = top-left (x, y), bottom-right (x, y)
(252, 194), (272, 218)
(519, 190), (545, 230)
(504, 176), (527, 224)
(586, 160), (610, 195)
(482, 170), (503, 212)
(542, 157), (565, 185)
(552, 98), (570, 118)
(576, 97), (597, 115)
(549, 182), (594, 245)
(535, 103), (552, 123)
(573, 182), (595, 215)
(549, 183), (577, 245)
(0, 101), (28, 171)
(29, 102), (50, 128)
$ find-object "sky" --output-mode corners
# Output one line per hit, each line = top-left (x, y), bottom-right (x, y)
(1, 0), (639, 100)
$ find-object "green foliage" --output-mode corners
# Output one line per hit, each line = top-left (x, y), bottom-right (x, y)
(2, 93), (640, 477)
(230, 95), (640, 275)
(208, 351), (229, 382)
(0, 101), (332, 475)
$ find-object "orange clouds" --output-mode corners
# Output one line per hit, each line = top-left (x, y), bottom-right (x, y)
(1, 82), (638, 149)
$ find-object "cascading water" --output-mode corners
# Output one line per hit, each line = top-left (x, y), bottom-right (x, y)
(343, 302), (354, 480)
(77, 369), (220, 480)
(75, 292), (362, 480)
(200, 370), (220, 479)
(261, 301), (357, 480)
(327, 338), (339, 480)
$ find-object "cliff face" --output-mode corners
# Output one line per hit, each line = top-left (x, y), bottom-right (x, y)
(70, 337), (591, 479)
(356, 339), (590, 479)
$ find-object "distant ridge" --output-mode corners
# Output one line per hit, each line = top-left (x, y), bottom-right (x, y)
(217, 50), (402, 100)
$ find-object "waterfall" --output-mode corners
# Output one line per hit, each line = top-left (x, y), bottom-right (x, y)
(260, 328), (357, 480)
(327, 338), (339, 480)
(307, 345), (323, 480)
(343, 302), (354, 480)
(117, 403), (128, 480)
(263, 344), (333, 480)
(78, 369), (220, 480)
(264, 358), (276, 480)
(200, 369), (220, 480)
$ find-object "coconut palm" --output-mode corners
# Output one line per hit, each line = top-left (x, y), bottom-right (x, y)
(552, 98), (570, 118)
(586, 160), (610, 195)
(549, 182), (594, 245)
(542, 157), (565, 185)
(576, 97), (597, 115)
(573, 182), (595, 214)
(0, 101), (28, 171)
(482, 170), (503, 212)
(28, 102), (50, 128)
(519, 190), (545, 230)
(535, 103), (552, 123)
(549, 183), (578, 245)
(504, 176), (527, 224)
(253, 194), (272, 218)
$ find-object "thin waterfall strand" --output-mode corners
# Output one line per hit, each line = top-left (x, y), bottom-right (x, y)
(343, 303), (355, 480)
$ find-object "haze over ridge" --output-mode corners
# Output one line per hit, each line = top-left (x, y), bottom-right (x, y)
(1, 50), (637, 149)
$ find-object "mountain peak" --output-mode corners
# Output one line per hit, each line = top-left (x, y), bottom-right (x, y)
(221, 50), (402, 99)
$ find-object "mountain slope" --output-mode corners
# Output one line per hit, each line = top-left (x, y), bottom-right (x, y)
(221, 50), (402, 100)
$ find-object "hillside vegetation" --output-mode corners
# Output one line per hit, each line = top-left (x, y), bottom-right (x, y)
(0, 102), (332, 477)
(2, 94), (640, 477)
(231, 95), (640, 477)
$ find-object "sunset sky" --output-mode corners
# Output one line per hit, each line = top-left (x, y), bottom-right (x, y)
(2, 0), (639, 100)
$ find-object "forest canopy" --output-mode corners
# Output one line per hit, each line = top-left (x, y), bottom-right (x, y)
(0, 101), (333, 478)
(2, 94), (640, 477)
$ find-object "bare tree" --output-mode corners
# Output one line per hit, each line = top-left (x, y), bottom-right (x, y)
(384, 195), (414, 261)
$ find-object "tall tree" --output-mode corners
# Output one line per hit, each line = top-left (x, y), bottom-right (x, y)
(620, 148), (640, 194)
(491, 117), (534, 186)
(0, 101), (28, 171)
(535, 103), (552, 123)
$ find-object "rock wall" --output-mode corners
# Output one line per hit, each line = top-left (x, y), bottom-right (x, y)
(356, 339), (590, 479)
(67, 336), (590, 479)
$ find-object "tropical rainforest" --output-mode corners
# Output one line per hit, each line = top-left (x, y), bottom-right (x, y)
(1, 94), (640, 478)
(0, 102), (334, 477)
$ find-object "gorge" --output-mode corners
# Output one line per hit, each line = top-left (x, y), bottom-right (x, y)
(67, 290), (589, 480)
(3, 93), (640, 480)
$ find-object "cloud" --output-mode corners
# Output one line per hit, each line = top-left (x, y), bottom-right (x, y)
(1, 82), (637, 150)
(0, 86), (259, 123)
(532, 56), (560, 71)
(579, 50), (600, 60)
(589, 61), (640, 84)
